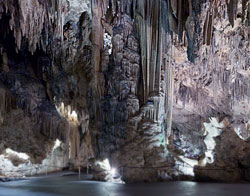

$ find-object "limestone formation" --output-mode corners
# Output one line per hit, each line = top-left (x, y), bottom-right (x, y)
(0, 0), (249, 183)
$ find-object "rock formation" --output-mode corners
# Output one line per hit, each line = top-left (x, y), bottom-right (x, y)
(0, 0), (249, 183)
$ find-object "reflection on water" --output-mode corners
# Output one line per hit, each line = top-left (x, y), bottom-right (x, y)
(0, 175), (250, 196)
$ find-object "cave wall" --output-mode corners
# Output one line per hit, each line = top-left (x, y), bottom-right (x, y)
(0, 0), (249, 182)
(0, 0), (93, 175)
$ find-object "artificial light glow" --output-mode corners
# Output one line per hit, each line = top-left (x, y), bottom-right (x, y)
(5, 148), (30, 160)
(176, 156), (198, 176)
(95, 159), (116, 175)
(56, 102), (78, 122)
(233, 120), (250, 140)
(104, 32), (112, 55)
(0, 139), (67, 177)
(202, 117), (224, 165)
(96, 158), (111, 171)
(111, 168), (116, 176)
(95, 159), (124, 183)
(52, 139), (62, 150)
(70, 110), (78, 121)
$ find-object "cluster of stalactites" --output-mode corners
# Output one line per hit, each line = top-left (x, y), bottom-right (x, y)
(131, 0), (175, 136)
(167, 0), (249, 46)
(161, 0), (249, 51)
(0, 0), (67, 54)
(132, 0), (163, 103)
(227, 0), (250, 27)
(0, 85), (69, 143)
(142, 96), (165, 122)
(203, 0), (250, 46)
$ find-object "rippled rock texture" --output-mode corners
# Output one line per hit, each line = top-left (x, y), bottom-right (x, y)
(0, 0), (249, 182)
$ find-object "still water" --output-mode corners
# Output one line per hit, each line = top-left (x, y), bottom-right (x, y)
(0, 174), (250, 196)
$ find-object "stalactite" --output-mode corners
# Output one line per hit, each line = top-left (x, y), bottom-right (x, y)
(177, 0), (183, 41)
(166, 47), (174, 139)
(69, 122), (80, 160)
(203, 12), (209, 45)
(207, 10), (214, 46)
(242, 0), (249, 25)
(227, 0), (238, 27)
(0, 0), (68, 54)
(203, 2), (214, 46)
(91, 0), (110, 120)
(168, 6), (178, 33)
(133, 0), (163, 103)
(170, 0), (177, 17)
(188, 0), (192, 19)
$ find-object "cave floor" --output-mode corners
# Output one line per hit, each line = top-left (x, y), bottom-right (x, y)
(0, 174), (250, 196)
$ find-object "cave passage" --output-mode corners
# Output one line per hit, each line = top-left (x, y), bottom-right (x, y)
(0, 0), (250, 194)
